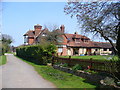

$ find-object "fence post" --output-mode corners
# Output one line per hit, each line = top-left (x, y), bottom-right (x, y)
(69, 56), (71, 66)
(52, 52), (55, 66)
(90, 58), (93, 69)
(69, 56), (71, 59)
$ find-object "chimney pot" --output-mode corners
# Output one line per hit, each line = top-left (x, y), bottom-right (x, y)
(34, 24), (42, 30)
(60, 25), (65, 33)
(74, 32), (78, 34)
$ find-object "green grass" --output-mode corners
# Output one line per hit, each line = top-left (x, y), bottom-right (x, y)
(6, 52), (16, 55)
(61, 55), (118, 61)
(0, 55), (7, 65)
(15, 56), (99, 88)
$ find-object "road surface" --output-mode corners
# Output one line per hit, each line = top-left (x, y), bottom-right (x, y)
(0, 54), (56, 89)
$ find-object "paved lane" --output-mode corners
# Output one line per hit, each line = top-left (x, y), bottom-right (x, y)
(0, 54), (56, 88)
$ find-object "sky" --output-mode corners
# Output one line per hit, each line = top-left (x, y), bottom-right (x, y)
(2, 2), (82, 46)
(1, 1), (107, 47)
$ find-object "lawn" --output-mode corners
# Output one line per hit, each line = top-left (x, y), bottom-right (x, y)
(16, 56), (99, 88)
(61, 55), (118, 61)
(0, 55), (7, 65)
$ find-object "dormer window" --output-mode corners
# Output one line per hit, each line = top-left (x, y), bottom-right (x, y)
(75, 38), (80, 43)
(81, 38), (89, 43)
(84, 39), (88, 42)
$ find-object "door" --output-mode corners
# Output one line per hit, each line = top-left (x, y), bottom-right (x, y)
(73, 48), (79, 55)
(86, 48), (91, 55)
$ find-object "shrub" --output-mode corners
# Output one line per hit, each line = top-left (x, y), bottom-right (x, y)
(62, 63), (68, 67)
(16, 44), (57, 65)
(72, 64), (82, 71)
(55, 62), (61, 65)
(103, 77), (116, 86)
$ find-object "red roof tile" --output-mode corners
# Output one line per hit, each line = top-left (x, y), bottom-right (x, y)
(65, 34), (90, 39)
(24, 30), (35, 37)
(61, 34), (112, 48)
(93, 42), (112, 48)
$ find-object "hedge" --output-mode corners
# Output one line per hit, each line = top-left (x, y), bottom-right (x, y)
(16, 44), (57, 65)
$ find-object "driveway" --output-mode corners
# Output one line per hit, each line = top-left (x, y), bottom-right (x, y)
(0, 54), (56, 88)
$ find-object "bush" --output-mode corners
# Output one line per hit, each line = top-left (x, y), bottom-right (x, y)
(16, 44), (57, 65)
(72, 64), (82, 71)
(103, 77), (116, 86)
(62, 63), (68, 67)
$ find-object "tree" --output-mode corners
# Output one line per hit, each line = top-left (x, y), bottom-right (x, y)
(0, 34), (13, 55)
(64, 1), (120, 57)
(38, 24), (64, 45)
(45, 30), (64, 44)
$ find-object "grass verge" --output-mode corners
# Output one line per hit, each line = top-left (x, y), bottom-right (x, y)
(0, 55), (7, 65)
(61, 55), (118, 61)
(15, 55), (99, 88)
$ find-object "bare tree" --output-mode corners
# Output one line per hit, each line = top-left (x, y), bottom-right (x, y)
(64, 1), (120, 56)
(38, 24), (64, 45)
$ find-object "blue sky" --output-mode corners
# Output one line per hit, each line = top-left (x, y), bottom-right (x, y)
(2, 2), (105, 46)
(2, 2), (82, 46)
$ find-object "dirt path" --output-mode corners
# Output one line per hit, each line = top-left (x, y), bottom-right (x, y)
(0, 54), (56, 88)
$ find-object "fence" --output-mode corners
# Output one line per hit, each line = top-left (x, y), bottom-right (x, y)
(53, 56), (118, 73)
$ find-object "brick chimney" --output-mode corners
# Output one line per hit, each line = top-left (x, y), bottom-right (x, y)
(34, 24), (42, 36)
(34, 24), (42, 30)
(74, 32), (78, 34)
(60, 25), (65, 33)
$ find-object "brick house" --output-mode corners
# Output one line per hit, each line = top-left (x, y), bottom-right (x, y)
(23, 24), (113, 56)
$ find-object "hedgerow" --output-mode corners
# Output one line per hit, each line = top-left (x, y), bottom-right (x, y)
(16, 44), (56, 65)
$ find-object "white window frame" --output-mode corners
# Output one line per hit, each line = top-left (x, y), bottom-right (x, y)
(58, 48), (63, 53)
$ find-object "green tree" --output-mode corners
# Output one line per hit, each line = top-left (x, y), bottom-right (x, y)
(64, 1), (120, 57)
(0, 34), (13, 55)
(38, 24), (64, 45)
(45, 30), (64, 44)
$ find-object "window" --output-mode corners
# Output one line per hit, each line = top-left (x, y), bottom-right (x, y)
(103, 48), (107, 51)
(24, 36), (28, 43)
(75, 38), (80, 43)
(109, 48), (112, 51)
(58, 48), (63, 52)
(57, 37), (63, 43)
(81, 38), (84, 42)
(42, 33), (46, 36)
(85, 40), (88, 42)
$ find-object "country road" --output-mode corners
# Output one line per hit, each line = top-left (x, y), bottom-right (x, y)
(0, 54), (56, 89)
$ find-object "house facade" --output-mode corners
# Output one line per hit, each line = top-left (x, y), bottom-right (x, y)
(23, 24), (113, 56)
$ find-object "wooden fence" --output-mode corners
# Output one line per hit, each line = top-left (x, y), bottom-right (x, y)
(52, 56), (118, 73)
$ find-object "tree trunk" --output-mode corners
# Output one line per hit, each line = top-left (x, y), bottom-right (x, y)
(95, 28), (118, 55)
(116, 25), (120, 58)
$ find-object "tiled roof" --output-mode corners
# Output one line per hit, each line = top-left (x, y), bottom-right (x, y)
(65, 34), (90, 39)
(24, 30), (41, 38)
(63, 34), (93, 47)
(67, 41), (95, 47)
(65, 34), (89, 39)
(23, 25), (113, 49)
(62, 34), (112, 48)
(93, 42), (112, 48)
(23, 30), (35, 37)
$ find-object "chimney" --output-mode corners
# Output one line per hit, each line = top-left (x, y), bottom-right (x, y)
(60, 25), (65, 33)
(34, 24), (42, 31)
(74, 32), (78, 34)
(34, 24), (42, 36)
